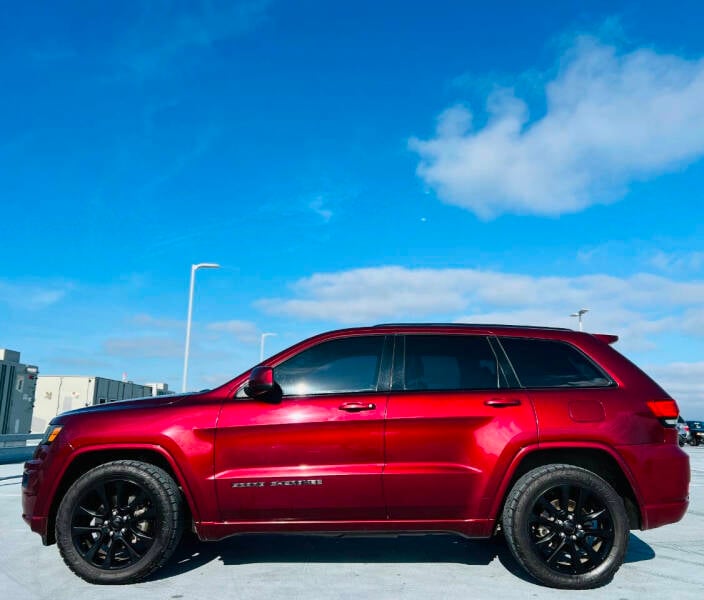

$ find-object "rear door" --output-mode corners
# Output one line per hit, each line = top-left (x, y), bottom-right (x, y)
(383, 334), (536, 520)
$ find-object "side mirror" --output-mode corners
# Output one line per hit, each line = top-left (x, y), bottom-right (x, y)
(244, 366), (275, 398)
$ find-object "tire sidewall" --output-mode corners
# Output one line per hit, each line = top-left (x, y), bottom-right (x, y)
(56, 461), (180, 584)
(504, 465), (629, 589)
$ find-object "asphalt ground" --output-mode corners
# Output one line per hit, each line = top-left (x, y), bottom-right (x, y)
(1, 447), (702, 600)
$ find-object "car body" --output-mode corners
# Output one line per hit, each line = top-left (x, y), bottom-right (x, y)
(687, 420), (704, 446)
(22, 324), (690, 588)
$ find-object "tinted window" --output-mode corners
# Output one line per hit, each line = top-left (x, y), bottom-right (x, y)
(274, 336), (384, 396)
(403, 335), (502, 391)
(500, 338), (612, 388)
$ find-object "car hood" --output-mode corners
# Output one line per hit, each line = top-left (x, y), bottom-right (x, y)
(54, 393), (187, 420)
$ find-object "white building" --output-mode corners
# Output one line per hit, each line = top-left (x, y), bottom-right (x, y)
(31, 376), (156, 433)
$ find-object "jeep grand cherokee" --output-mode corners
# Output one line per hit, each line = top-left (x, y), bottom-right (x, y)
(22, 324), (690, 588)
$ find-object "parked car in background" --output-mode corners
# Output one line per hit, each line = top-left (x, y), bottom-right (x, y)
(677, 416), (691, 447)
(687, 420), (704, 446)
(22, 324), (691, 589)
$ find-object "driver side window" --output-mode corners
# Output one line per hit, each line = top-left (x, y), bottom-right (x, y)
(274, 336), (385, 397)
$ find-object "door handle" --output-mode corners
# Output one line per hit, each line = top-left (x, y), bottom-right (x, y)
(339, 402), (376, 412)
(484, 398), (522, 407)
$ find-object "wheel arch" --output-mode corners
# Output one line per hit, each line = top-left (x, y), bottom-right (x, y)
(46, 445), (197, 545)
(491, 444), (642, 531)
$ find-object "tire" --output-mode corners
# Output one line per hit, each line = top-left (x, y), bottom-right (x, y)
(502, 464), (629, 589)
(55, 460), (184, 584)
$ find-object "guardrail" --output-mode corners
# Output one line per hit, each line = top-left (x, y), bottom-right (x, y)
(0, 433), (43, 448)
(0, 434), (42, 464)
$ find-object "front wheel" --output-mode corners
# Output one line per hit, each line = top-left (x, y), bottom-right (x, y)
(502, 464), (629, 589)
(56, 460), (184, 584)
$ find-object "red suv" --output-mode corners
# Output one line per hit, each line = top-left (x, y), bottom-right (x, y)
(22, 324), (690, 588)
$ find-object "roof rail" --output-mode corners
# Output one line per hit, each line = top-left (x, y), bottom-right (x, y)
(373, 323), (571, 331)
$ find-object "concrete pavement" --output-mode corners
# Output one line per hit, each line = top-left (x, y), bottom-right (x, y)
(1, 447), (702, 599)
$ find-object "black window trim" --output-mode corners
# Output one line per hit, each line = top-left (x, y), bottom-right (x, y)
(487, 336), (521, 388)
(494, 336), (617, 390)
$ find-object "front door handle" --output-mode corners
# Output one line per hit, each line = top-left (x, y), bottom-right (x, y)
(484, 398), (522, 407)
(339, 402), (376, 412)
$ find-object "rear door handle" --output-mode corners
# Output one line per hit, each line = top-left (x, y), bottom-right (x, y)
(484, 398), (522, 407)
(339, 402), (376, 412)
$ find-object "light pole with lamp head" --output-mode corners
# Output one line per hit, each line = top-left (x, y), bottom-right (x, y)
(182, 262), (220, 392)
(570, 308), (589, 331)
(260, 332), (277, 362)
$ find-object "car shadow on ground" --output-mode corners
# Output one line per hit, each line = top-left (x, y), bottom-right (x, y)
(149, 531), (655, 584)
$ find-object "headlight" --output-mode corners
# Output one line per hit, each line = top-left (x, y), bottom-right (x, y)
(40, 424), (63, 445)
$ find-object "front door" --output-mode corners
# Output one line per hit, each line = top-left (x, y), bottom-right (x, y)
(214, 334), (391, 522)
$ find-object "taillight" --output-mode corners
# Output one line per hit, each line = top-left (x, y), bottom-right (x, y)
(645, 399), (680, 426)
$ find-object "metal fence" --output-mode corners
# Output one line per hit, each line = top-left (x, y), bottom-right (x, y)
(0, 433), (42, 463)
(0, 433), (43, 448)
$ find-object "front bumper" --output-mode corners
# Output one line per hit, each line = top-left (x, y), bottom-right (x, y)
(21, 444), (62, 545)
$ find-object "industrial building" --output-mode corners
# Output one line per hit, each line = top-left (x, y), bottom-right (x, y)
(31, 376), (170, 434)
(0, 349), (38, 439)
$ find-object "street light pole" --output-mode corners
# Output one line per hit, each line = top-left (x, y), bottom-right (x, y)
(182, 262), (220, 392)
(260, 332), (276, 362)
(570, 308), (589, 332)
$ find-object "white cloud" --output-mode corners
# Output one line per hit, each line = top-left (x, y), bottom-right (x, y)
(309, 197), (333, 222)
(256, 266), (704, 351)
(645, 362), (704, 416)
(411, 37), (704, 218)
(117, 0), (271, 78)
(650, 250), (704, 273)
(130, 313), (184, 329)
(0, 280), (70, 310)
(207, 320), (259, 344)
(103, 336), (182, 359)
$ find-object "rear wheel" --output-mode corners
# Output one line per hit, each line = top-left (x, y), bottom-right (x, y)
(502, 464), (629, 589)
(56, 460), (183, 584)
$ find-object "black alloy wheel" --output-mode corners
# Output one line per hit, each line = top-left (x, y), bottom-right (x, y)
(69, 478), (157, 570)
(56, 460), (183, 584)
(503, 464), (629, 589)
(527, 483), (614, 575)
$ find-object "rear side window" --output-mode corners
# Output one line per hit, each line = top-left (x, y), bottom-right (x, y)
(403, 335), (504, 391)
(499, 337), (613, 388)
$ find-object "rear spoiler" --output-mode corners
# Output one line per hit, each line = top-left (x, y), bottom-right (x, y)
(593, 333), (619, 345)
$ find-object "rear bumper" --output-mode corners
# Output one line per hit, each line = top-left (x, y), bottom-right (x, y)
(617, 442), (690, 530)
(641, 500), (689, 530)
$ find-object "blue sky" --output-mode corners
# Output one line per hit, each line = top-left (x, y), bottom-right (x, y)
(2, 1), (704, 414)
